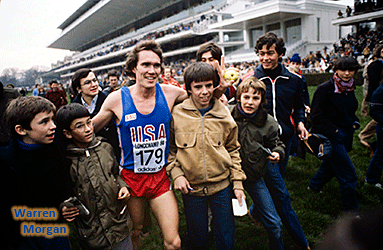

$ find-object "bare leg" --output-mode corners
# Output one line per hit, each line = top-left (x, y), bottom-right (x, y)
(127, 197), (146, 250)
(142, 201), (152, 237)
(149, 191), (181, 250)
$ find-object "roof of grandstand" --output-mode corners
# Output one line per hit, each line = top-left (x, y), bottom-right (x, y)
(43, 0), (383, 82)
(49, 0), (214, 51)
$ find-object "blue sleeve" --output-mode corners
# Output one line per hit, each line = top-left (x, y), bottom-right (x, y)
(370, 84), (383, 124)
(292, 78), (306, 125)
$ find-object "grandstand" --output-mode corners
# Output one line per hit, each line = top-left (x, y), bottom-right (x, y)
(43, 0), (352, 82)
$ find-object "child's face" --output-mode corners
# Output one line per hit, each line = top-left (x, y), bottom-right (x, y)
(188, 80), (214, 109)
(20, 111), (56, 145)
(200, 51), (217, 66)
(64, 117), (94, 148)
(240, 88), (262, 115)
(258, 44), (282, 70)
(335, 69), (355, 82)
(289, 62), (301, 73)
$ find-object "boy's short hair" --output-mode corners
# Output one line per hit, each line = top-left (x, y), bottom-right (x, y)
(236, 76), (267, 106)
(254, 32), (286, 57)
(55, 103), (90, 132)
(5, 96), (56, 138)
(196, 42), (222, 65)
(107, 69), (118, 78)
(71, 68), (93, 94)
(124, 40), (165, 78)
(333, 56), (361, 73)
(183, 62), (216, 95)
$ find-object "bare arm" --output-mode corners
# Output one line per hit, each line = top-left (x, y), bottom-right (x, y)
(92, 90), (121, 133)
(161, 84), (188, 110)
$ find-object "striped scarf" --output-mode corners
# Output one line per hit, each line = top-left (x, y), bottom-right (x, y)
(333, 73), (355, 93)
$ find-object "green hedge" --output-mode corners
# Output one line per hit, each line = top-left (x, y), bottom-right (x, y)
(302, 70), (363, 86)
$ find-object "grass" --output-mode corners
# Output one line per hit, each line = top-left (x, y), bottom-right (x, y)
(140, 86), (382, 250)
(69, 86), (382, 249)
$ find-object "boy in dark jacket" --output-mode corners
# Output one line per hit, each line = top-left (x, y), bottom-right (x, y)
(56, 103), (133, 250)
(233, 76), (309, 249)
(0, 96), (71, 249)
(232, 76), (284, 249)
(308, 57), (361, 212)
(236, 32), (310, 249)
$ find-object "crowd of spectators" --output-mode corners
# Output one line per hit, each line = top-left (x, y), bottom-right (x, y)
(333, 27), (383, 59)
(285, 27), (383, 74)
(50, 25), (382, 93)
(56, 22), (195, 70)
(354, 0), (383, 15)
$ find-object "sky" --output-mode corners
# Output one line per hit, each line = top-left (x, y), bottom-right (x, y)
(0, 0), (86, 73)
(0, 0), (354, 74)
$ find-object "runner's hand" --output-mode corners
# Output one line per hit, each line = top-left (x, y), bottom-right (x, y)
(118, 186), (131, 201)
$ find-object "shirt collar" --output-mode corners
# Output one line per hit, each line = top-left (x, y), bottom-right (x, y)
(81, 94), (98, 114)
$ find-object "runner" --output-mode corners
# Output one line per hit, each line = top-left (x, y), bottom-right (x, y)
(92, 40), (230, 250)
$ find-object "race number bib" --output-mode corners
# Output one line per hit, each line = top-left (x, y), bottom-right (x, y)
(133, 139), (166, 173)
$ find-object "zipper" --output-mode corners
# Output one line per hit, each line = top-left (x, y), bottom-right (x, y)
(260, 76), (284, 134)
(201, 115), (208, 183)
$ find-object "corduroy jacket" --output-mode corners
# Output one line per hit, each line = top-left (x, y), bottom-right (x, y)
(167, 98), (246, 196)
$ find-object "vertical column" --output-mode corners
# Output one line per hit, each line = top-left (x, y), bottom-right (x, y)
(244, 29), (250, 49)
(280, 21), (286, 41)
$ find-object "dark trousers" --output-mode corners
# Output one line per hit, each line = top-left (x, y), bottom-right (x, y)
(182, 186), (235, 250)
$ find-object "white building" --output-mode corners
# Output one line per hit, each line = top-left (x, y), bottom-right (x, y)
(44, 0), (350, 80)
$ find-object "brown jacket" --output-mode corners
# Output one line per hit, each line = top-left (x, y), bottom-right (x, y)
(167, 98), (246, 196)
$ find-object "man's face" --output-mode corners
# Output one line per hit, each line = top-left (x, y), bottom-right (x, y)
(78, 72), (99, 98)
(133, 50), (162, 89)
(258, 44), (282, 70)
(51, 82), (58, 91)
(164, 68), (172, 79)
(188, 80), (214, 109)
(21, 111), (56, 145)
(108, 76), (118, 89)
(64, 116), (94, 148)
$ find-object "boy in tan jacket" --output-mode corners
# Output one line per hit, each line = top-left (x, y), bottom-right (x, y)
(167, 62), (246, 249)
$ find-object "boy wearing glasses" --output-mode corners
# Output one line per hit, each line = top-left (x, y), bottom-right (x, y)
(71, 68), (121, 160)
(56, 103), (133, 250)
